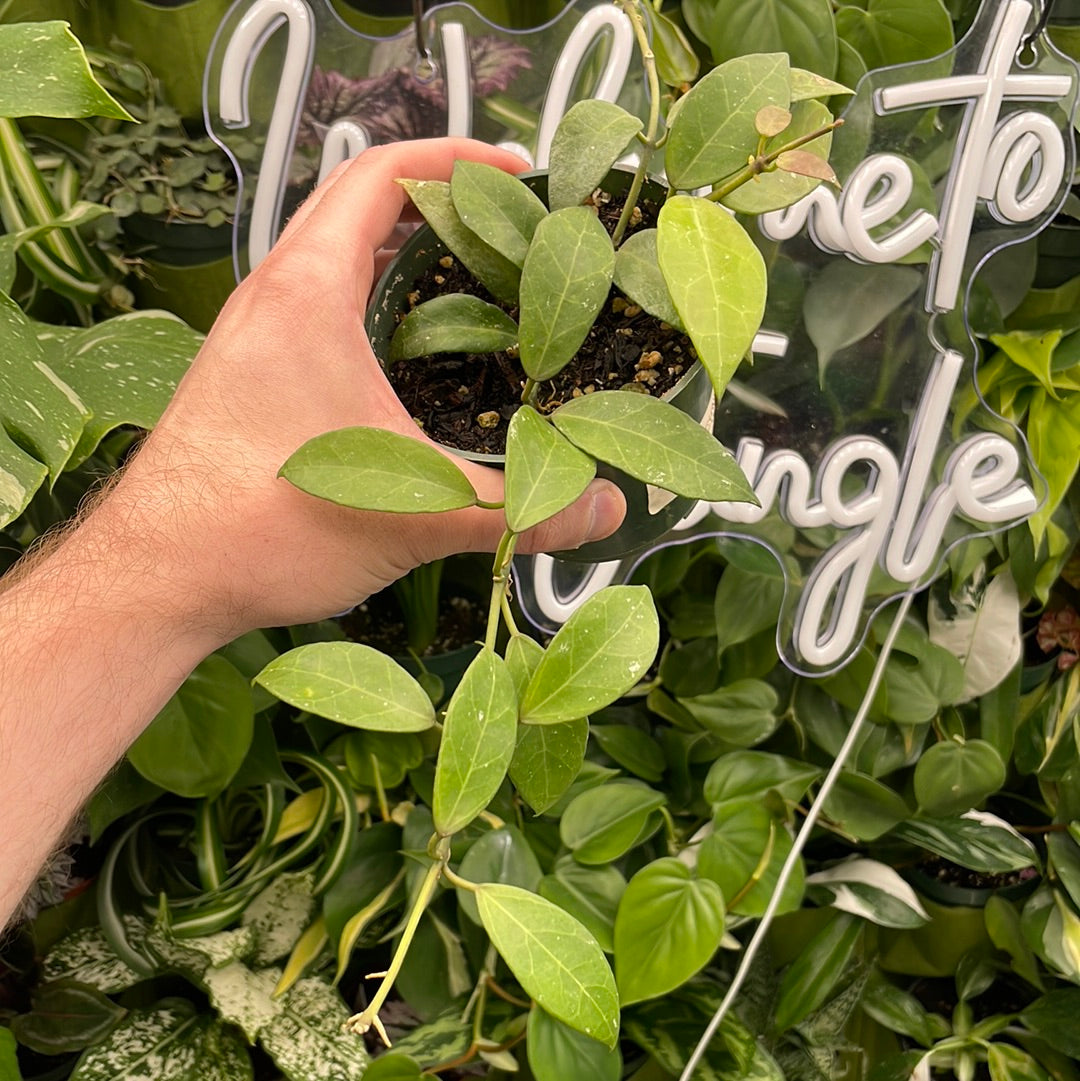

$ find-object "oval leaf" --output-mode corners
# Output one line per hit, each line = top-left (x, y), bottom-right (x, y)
(560, 783), (666, 865)
(475, 883), (619, 1047)
(657, 196), (766, 398)
(510, 716), (589, 815)
(552, 391), (755, 500)
(519, 207), (614, 382)
(505, 406), (596, 532)
(281, 427), (478, 513)
(520, 586), (659, 724)
(774, 911), (862, 1033)
(390, 295), (518, 361)
(614, 858), (725, 1005)
(255, 641), (435, 732)
(893, 811), (1038, 874)
(433, 651), (518, 836)
(548, 100), (643, 211)
(612, 229), (682, 328)
(451, 160), (547, 267)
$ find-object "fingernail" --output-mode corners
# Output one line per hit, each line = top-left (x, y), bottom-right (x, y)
(584, 481), (626, 542)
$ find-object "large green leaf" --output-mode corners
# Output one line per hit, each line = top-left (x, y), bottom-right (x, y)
(552, 391), (754, 500)
(456, 826), (542, 923)
(678, 679), (780, 746)
(518, 207), (614, 382)
(835, 0), (954, 71)
(657, 197), (766, 398)
(773, 911), (862, 1032)
(560, 783), (666, 864)
(613, 859), (725, 1005)
(539, 858), (627, 953)
(891, 811), (1038, 873)
(398, 179), (520, 304)
(665, 53), (791, 189)
(527, 1007), (621, 1081)
(699, 0), (838, 78)
(450, 160), (547, 268)
(433, 650), (517, 836)
(703, 750), (820, 809)
(914, 739), (1006, 817)
(280, 427), (478, 513)
(389, 294), (518, 361)
(256, 641), (435, 732)
(519, 586), (658, 724)
(612, 229), (682, 328)
(127, 655), (254, 798)
(0, 22), (131, 119)
(510, 716), (588, 815)
(475, 883), (619, 1047)
(820, 771), (910, 841)
(548, 100), (643, 212)
(505, 405), (595, 532)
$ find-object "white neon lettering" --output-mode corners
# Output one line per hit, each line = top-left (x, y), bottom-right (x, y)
(317, 120), (369, 184)
(840, 155), (939, 263)
(441, 22), (472, 137)
(528, 554), (621, 624)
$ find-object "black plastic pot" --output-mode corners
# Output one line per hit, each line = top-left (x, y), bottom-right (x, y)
(365, 169), (714, 564)
(902, 863), (1040, 908)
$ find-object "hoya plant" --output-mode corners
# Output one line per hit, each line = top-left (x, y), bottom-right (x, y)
(249, 0), (847, 1057)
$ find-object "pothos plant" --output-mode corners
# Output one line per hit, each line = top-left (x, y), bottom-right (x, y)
(252, 0), (846, 1056)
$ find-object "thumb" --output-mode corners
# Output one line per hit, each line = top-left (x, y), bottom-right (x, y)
(514, 479), (627, 555)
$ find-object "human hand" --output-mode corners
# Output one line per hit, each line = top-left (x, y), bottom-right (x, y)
(93, 138), (625, 647)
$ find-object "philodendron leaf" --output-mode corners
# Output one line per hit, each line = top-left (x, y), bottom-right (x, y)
(362, 1055), (425, 1081)
(665, 53), (791, 189)
(612, 230), (682, 328)
(519, 586), (659, 725)
(255, 642), (435, 732)
(398, 179), (520, 304)
(527, 1006), (621, 1081)
(560, 783), (666, 864)
(519, 207), (614, 382)
(805, 858), (929, 929)
(390, 295), (518, 361)
(433, 650), (518, 836)
(548, 100), (643, 211)
(0, 22), (131, 119)
(505, 405), (595, 532)
(913, 739), (1006, 817)
(552, 391), (755, 500)
(280, 427), (478, 513)
(457, 826), (543, 924)
(613, 859), (725, 1006)
(450, 160), (547, 268)
(657, 196), (766, 399)
(475, 883), (620, 1047)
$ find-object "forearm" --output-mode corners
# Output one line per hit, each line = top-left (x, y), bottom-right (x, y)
(0, 504), (223, 927)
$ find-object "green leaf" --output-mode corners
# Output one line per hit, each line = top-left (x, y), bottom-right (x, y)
(345, 730), (424, 788)
(398, 179), (520, 304)
(433, 650), (517, 836)
(519, 586), (658, 724)
(539, 858), (626, 953)
(590, 723), (665, 782)
(41, 926), (147, 995)
(914, 739), (1006, 817)
(679, 679), (780, 746)
(986, 1043), (1052, 1081)
(0, 23), (131, 119)
(475, 883), (619, 1047)
(861, 969), (937, 1046)
(361, 1055), (424, 1081)
(450, 160), (547, 268)
(649, 10), (700, 89)
(505, 405), (595, 532)
(805, 858), (929, 929)
(614, 859), (725, 1005)
(0, 1029), (20, 1081)
(548, 101), (643, 212)
(518, 207), (614, 382)
(456, 826), (542, 924)
(892, 811), (1038, 873)
(704, 750), (820, 808)
(280, 427), (478, 513)
(820, 771), (910, 841)
(714, 567), (785, 654)
(835, 0), (954, 70)
(790, 67), (853, 101)
(11, 981), (126, 1054)
(511, 717), (588, 815)
(255, 641), (435, 732)
(612, 229), (682, 328)
(127, 655), (253, 798)
(242, 871), (318, 966)
(774, 911), (862, 1033)
(389, 295), (518, 361)
(553, 391), (754, 500)
(527, 1007), (621, 1081)
(1021, 989), (1080, 1057)
(657, 196), (766, 398)
(665, 53), (791, 189)
(804, 262), (923, 381)
(560, 783), (665, 864)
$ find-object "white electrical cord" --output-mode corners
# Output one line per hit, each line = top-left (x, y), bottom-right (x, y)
(678, 590), (916, 1081)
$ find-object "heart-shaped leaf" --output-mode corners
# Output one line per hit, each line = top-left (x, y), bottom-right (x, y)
(281, 427), (478, 513)
(560, 783), (666, 864)
(548, 100), (643, 212)
(450, 160), (547, 267)
(552, 390), (755, 500)
(390, 294), (518, 361)
(914, 739), (1006, 817)
(519, 207), (614, 382)
(527, 1006), (621, 1081)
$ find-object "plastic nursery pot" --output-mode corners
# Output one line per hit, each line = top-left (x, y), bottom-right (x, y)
(902, 863), (1041, 909)
(365, 169), (714, 564)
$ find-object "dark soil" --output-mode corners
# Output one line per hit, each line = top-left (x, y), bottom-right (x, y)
(386, 189), (699, 455)
(338, 586), (486, 657)
(917, 855), (1039, 891)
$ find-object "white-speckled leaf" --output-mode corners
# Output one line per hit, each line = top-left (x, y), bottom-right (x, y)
(433, 651), (518, 836)
(68, 999), (206, 1081)
(0, 22), (131, 118)
(657, 197), (766, 399)
(203, 963), (282, 1044)
(42, 924), (148, 995)
(200, 1021), (254, 1081)
(242, 872), (318, 966)
(451, 160), (547, 268)
(255, 642), (436, 732)
(548, 100), (643, 211)
(41, 310), (200, 466)
(476, 884), (619, 1048)
(147, 926), (257, 979)
(258, 978), (371, 1081)
(520, 586), (659, 725)
(280, 427), (478, 514)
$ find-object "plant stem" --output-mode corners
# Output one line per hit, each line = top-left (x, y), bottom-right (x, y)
(501, 595), (521, 637)
(485, 531), (519, 652)
(611, 0), (662, 248)
(521, 376), (539, 405)
(345, 856), (444, 1041)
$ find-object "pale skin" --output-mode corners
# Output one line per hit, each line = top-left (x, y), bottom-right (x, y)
(0, 138), (625, 929)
